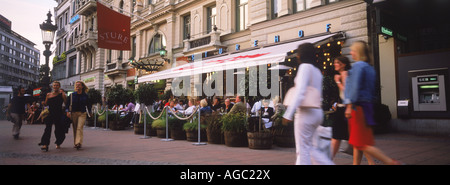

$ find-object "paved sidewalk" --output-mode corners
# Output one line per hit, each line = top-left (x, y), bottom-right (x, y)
(1, 120), (450, 165)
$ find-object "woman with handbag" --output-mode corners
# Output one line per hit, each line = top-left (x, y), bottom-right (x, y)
(344, 41), (400, 165)
(282, 43), (334, 165)
(38, 81), (67, 151)
(66, 81), (91, 150)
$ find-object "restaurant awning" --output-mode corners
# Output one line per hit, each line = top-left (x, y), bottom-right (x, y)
(138, 32), (345, 83)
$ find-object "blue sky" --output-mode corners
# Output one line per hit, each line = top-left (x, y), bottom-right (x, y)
(0, 0), (58, 68)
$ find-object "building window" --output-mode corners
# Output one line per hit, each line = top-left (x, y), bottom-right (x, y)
(131, 37), (136, 58)
(271, 0), (281, 19)
(236, 0), (248, 32)
(183, 15), (191, 40)
(69, 57), (77, 76)
(148, 33), (166, 54)
(207, 6), (217, 34)
(293, 0), (338, 13)
(119, 0), (124, 13)
(107, 49), (112, 64)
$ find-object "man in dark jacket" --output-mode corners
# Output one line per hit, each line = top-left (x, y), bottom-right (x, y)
(6, 87), (30, 139)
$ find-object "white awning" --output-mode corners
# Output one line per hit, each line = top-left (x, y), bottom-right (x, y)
(138, 32), (344, 83)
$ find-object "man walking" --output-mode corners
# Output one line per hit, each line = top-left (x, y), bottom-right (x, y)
(6, 87), (30, 139)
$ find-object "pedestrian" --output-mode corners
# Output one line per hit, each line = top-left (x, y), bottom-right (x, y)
(6, 86), (31, 140)
(344, 41), (400, 165)
(282, 43), (334, 165)
(330, 56), (353, 159)
(38, 81), (67, 151)
(66, 81), (91, 150)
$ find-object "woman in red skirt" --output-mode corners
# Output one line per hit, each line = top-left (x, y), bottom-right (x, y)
(344, 41), (401, 165)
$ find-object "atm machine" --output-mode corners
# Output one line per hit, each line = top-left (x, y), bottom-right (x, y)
(411, 68), (447, 112)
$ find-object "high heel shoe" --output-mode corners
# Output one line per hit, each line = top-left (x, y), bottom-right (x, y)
(40, 145), (48, 152)
(74, 144), (81, 150)
(56, 145), (61, 149)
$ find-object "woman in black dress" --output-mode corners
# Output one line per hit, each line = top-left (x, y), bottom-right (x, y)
(38, 81), (67, 151)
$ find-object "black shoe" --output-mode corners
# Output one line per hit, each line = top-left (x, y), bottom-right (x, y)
(13, 134), (19, 140)
(74, 144), (82, 150)
(40, 145), (48, 152)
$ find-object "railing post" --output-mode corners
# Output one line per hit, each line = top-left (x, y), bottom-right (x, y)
(193, 108), (206, 146)
(140, 104), (150, 139)
(161, 106), (173, 141)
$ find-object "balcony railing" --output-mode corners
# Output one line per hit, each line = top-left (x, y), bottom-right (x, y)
(73, 31), (97, 47)
(76, 0), (97, 16)
(183, 30), (222, 53)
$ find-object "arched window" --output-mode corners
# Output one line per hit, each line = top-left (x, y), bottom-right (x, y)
(148, 33), (166, 54)
(119, 0), (124, 13)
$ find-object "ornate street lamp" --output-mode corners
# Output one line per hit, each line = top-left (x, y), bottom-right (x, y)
(159, 47), (170, 64)
(39, 11), (57, 96)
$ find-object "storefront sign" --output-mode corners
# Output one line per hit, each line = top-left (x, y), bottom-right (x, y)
(83, 77), (95, 83)
(33, 88), (41, 97)
(274, 35), (280, 43)
(381, 26), (393, 36)
(326, 24), (332, 32)
(298, 30), (304, 38)
(397, 100), (409, 106)
(253, 40), (258, 47)
(69, 14), (79, 24)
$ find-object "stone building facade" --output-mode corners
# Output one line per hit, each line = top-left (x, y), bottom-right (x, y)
(131, 0), (369, 86)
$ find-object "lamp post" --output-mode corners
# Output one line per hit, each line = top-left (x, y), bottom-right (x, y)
(159, 47), (170, 64)
(39, 11), (57, 97)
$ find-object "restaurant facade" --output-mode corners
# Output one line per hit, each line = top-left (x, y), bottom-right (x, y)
(132, 0), (367, 93)
(66, 0), (450, 135)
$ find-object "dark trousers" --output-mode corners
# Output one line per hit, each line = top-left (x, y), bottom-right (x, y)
(39, 114), (66, 146)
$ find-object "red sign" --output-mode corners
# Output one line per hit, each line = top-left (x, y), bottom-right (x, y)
(33, 88), (42, 97)
(97, 2), (131, 50)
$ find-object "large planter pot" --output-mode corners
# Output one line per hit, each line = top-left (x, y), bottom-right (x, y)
(156, 128), (170, 138)
(206, 127), (224, 144)
(100, 121), (106, 128)
(134, 123), (144, 135)
(247, 132), (273, 149)
(85, 119), (94, 127)
(109, 120), (125, 130)
(224, 131), (248, 147)
(148, 126), (156, 136)
(274, 129), (295, 148)
(170, 128), (186, 140)
(186, 129), (207, 142)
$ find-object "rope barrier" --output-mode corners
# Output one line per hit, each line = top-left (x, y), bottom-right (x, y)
(143, 105), (200, 121)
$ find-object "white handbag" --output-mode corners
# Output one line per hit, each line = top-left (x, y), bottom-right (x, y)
(283, 86), (321, 109)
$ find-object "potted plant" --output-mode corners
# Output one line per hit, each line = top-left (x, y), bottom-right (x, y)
(169, 115), (186, 140)
(134, 83), (158, 135)
(86, 88), (102, 127)
(247, 113), (273, 150)
(221, 112), (248, 147)
(272, 113), (295, 147)
(136, 111), (159, 136)
(97, 110), (115, 128)
(206, 112), (224, 144)
(183, 116), (207, 142)
(151, 118), (168, 138)
(105, 85), (128, 130)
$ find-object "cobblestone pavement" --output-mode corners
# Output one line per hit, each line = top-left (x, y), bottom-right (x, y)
(1, 120), (450, 165)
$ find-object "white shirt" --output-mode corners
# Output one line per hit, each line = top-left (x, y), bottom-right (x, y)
(184, 105), (197, 116)
(283, 63), (323, 120)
